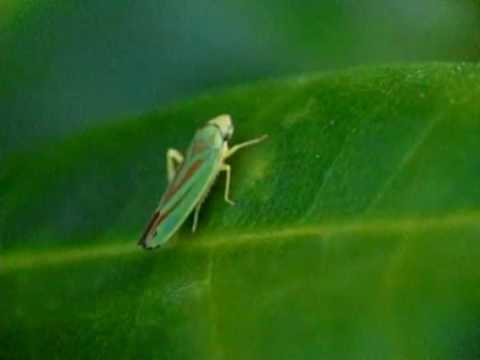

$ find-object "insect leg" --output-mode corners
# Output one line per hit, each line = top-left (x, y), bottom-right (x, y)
(225, 134), (268, 159)
(220, 164), (235, 205)
(166, 148), (184, 183)
(192, 202), (202, 233)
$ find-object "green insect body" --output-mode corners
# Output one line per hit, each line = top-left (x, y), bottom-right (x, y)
(138, 114), (267, 249)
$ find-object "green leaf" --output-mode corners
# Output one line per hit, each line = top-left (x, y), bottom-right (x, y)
(2, 63), (480, 359)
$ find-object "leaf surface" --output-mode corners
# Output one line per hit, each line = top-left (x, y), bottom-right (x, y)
(2, 63), (480, 359)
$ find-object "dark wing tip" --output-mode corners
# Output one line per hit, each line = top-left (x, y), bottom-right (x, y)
(138, 242), (155, 250)
(138, 210), (160, 250)
(137, 237), (150, 249)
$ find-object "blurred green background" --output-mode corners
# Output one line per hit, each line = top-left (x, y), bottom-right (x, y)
(1, 0), (480, 159)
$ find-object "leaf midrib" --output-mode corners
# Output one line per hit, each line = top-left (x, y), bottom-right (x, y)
(2, 210), (479, 273)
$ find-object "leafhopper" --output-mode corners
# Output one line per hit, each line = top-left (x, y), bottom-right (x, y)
(138, 114), (267, 249)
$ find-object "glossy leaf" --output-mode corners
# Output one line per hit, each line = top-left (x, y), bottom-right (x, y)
(2, 63), (480, 359)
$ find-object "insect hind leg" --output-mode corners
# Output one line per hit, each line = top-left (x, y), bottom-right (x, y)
(220, 164), (235, 205)
(166, 148), (184, 183)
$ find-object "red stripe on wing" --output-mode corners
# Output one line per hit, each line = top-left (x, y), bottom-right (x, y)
(138, 206), (175, 246)
(191, 141), (209, 156)
(138, 210), (160, 246)
(162, 158), (204, 204)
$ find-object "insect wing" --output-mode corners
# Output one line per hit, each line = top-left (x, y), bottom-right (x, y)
(139, 128), (223, 248)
